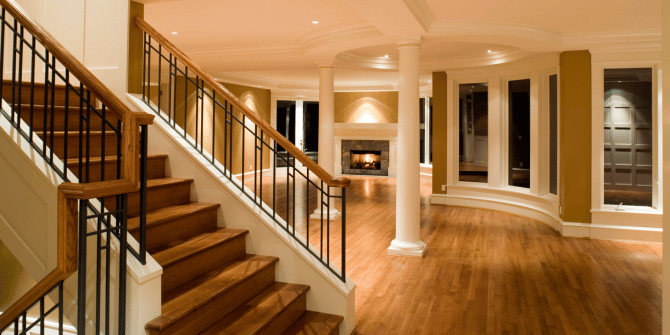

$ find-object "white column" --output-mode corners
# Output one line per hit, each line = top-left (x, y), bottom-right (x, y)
(388, 37), (427, 257)
(311, 61), (339, 219)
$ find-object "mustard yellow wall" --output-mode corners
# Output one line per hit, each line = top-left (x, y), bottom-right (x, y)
(432, 72), (448, 194)
(559, 51), (592, 223)
(334, 91), (398, 123)
(0, 239), (36, 311)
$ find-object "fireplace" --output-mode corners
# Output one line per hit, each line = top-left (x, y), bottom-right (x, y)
(342, 140), (389, 176)
(350, 150), (382, 170)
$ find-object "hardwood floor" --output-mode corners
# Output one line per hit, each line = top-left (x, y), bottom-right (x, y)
(243, 173), (661, 334)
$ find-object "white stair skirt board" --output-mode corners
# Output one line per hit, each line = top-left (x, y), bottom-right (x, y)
(387, 239), (427, 257)
(310, 207), (341, 220)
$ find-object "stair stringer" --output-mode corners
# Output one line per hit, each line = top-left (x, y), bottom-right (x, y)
(128, 93), (356, 335)
(0, 105), (163, 334)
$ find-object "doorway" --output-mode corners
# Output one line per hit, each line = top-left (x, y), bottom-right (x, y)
(275, 100), (319, 167)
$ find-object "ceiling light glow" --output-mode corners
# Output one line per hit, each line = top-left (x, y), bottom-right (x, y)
(312, 21), (319, 24)
(172, 32), (178, 35)
(384, 55), (389, 58)
(487, 50), (492, 53)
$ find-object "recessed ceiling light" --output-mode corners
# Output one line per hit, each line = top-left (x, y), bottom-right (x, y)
(312, 21), (319, 24)
(172, 32), (178, 35)
(384, 55), (389, 58)
(487, 49), (492, 53)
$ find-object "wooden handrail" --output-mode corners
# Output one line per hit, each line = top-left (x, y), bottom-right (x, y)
(134, 16), (350, 188)
(0, 0), (154, 330)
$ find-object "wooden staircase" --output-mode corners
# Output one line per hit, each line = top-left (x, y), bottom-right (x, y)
(3, 81), (344, 335)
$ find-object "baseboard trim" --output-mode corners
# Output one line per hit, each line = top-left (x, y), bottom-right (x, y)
(432, 193), (662, 243)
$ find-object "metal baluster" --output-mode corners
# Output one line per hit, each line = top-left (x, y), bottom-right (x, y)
(0, 9), (5, 109)
(229, 105), (234, 179)
(242, 115), (246, 192)
(95, 205), (102, 334)
(29, 36), (35, 141)
(39, 296), (44, 334)
(104, 211), (111, 334)
(171, 58), (177, 127)
(147, 35), (151, 105)
(157, 44), (162, 114)
(200, 79), (204, 153)
(16, 25), (23, 130)
(140, 125), (148, 264)
(292, 158), (296, 236)
(49, 55), (55, 164)
(260, 130), (263, 206)
(183, 67), (188, 138)
(211, 91), (216, 163)
(320, 181), (324, 260)
(78, 84), (84, 181)
(142, 32), (146, 102)
(118, 194), (128, 335)
(341, 188), (346, 282)
(10, 19), (17, 124)
(42, 50), (49, 155)
(195, 76), (199, 148)
(273, 148), (276, 220)
(168, 53), (173, 123)
(327, 186), (330, 265)
(306, 170), (310, 246)
(254, 124), (258, 200)
(63, 71), (69, 173)
(223, 101), (228, 172)
(77, 200), (88, 333)
(58, 281), (64, 335)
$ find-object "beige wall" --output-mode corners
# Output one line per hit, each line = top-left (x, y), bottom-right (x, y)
(662, 2), (670, 333)
(559, 51), (592, 223)
(334, 91), (398, 123)
(432, 72), (448, 194)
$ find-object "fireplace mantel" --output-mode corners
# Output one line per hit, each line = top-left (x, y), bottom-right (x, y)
(334, 123), (397, 177)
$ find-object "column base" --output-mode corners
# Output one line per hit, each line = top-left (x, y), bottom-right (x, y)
(387, 239), (427, 257)
(310, 208), (341, 220)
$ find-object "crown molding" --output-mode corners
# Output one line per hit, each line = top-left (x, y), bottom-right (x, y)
(185, 44), (304, 58)
(402, 0), (435, 32)
(446, 53), (559, 80)
(300, 20), (384, 52)
(213, 72), (280, 90)
(429, 20), (564, 45)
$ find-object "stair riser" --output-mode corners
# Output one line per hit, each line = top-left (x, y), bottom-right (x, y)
(161, 235), (246, 294)
(258, 293), (307, 335)
(14, 106), (119, 132)
(153, 265), (276, 335)
(69, 156), (166, 183)
(131, 207), (218, 253)
(47, 133), (119, 159)
(2, 82), (96, 107)
(103, 181), (191, 217)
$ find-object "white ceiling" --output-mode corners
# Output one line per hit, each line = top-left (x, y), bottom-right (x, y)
(141, 0), (661, 91)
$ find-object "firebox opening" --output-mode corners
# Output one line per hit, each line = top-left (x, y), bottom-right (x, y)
(351, 150), (382, 170)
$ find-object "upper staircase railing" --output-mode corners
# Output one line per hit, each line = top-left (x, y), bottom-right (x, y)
(0, 0), (153, 333)
(134, 16), (351, 282)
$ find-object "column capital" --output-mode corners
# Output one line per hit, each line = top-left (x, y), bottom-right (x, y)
(315, 60), (335, 68)
(394, 36), (423, 48)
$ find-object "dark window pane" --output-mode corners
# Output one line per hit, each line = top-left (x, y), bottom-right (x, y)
(459, 83), (488, 183)
(603, 68), (653, 207)
(508, 79), (530, 188)
(549, 74), (558, 195)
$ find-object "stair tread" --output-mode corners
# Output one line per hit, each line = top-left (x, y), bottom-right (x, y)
(66, 154), (168, 165)
(152, 228), (248, 267)
(144, 177), (192, 188)
(281, 311), (344, 335)
(199, 282), (310, 335)
(147, 254), (279, 331)
(127, 201), (220, 232)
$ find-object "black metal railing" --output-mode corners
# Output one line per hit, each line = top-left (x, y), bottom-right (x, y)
(0, 2), (149, 333)
(78, 196), (128, 334)
(0, 282), (65, 335)
(139, 25), (347, 282)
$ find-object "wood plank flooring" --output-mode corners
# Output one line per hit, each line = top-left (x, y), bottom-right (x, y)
(244, 174), (661, 335)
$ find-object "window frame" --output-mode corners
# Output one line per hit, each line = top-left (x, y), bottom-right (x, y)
(591, 61), (661, 212)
